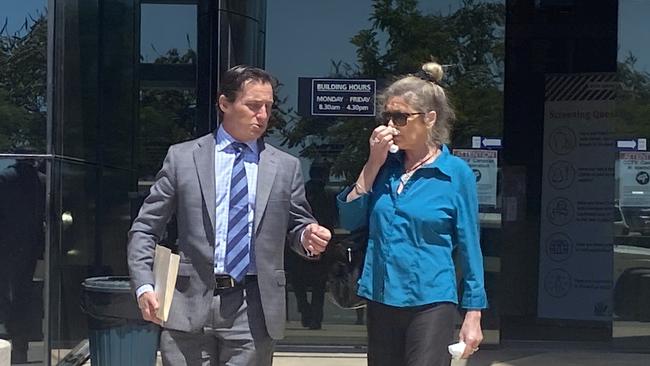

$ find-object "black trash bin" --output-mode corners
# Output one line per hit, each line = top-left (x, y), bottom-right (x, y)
(81, 276), (160, 366)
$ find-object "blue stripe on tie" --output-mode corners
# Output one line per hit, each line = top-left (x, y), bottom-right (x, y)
(225, 142), (250, 282)
(232, 164), (246, 178)
(227, 209), (247, 229)
(226, 248), (247, 268)
(232, 174), (246, 191)
(228, 216), (248, 236)
(227, 226), (248, 248)
(231, 177), (247, 196)
(228, 210), (248, 229)
(226, 240), (249, 265)
(230, 258), (250, 279)
(230, 189), (248, 207)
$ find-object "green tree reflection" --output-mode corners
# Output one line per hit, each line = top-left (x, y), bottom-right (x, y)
(616, 54), (650, 138)
(0, 12), (47, 152)
(277, 0), (505, 183)
(138, 48), (196, 178)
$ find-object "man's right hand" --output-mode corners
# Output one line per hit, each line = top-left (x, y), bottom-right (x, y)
(137, 291), (162, 325)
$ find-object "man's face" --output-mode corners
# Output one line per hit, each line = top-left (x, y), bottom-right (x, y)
(218, 80), (274, 142)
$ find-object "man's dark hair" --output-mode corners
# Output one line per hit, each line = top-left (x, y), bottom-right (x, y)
(218, 65), (275, 102)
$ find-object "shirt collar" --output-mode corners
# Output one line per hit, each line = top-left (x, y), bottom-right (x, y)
(215, 125), (259, 155)
(392, 144), (453, 179)
(426, 144), (453, 177)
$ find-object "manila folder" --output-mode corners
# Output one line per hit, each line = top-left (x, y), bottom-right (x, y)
(153, 244), (180, 322)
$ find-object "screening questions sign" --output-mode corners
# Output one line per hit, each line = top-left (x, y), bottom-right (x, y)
(538, 73), (615, 321)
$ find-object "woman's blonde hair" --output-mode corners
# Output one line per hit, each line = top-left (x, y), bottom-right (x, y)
(378, 62), (455, 146)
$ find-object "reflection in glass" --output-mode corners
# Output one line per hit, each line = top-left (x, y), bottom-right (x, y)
(57, 0), (139, 164)
(274, 0), (504, 182)
(48, 163), (133, 361)
(0, 5), (47, 153)
(286, 163), (338, 330)
(221, 0), (267, 67)
(135, 88), (196, 250)
(268, 0), (504, 346)
(283, 164), (367, 345)
(49, 160), (97, 359)
(138, 88), (196, 183)
(219, 13), (262, 69)
(140, 4), (197, 64)
(613, 0), (650, 349)
(221, 0), (266, 20)
(1, 1), (48, 363)
(99, 168), (132, 276)
(0, 157), (46, 363)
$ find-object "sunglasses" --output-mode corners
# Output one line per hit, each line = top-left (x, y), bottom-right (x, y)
(380, 111), (425, 126)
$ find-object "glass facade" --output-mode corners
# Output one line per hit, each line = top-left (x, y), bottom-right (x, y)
(612, 0), (650, 350)
(265, 0), (505, 347)
(0, 157), (46, 363)
(500, 0), (646, 350)
(1, 0), (48, 363)
(2, 0), (267, 364)
(1, 0), (650, 364)
(49, 0), (138, 360)
(0, 1), (47, 155)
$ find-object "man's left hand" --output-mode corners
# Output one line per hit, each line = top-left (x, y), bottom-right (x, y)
(302, 223), (331, 255)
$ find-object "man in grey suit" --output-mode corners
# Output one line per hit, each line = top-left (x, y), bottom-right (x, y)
(128, 65), (331, 365)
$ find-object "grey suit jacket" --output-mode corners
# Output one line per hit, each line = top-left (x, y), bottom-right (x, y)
(127, 132), (315, 339)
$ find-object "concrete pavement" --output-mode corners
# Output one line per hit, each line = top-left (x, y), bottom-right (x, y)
(36, 338), (650, 365)
(272, 348), (650, 366)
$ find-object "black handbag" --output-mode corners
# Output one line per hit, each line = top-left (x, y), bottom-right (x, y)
(326, 229), (367, 309)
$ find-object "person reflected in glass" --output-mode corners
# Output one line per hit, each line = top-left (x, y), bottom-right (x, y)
(0, 153), (46, 363)
(286, 163), (336, 330)
(337, 62), (487, 366)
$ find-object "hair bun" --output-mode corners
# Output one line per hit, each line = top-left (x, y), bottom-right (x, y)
(419, 62), (444, 83)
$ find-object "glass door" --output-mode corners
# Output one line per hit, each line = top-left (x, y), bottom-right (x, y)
(1, 0), (48, 363)
(612, 0), (650, 350)
(265, 0), (505, 348)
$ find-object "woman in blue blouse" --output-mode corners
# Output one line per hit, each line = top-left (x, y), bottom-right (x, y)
(337, 61), (487, 366)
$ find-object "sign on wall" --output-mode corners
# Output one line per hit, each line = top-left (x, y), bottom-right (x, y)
(453, 149), (498, 206)
(618, 151), (650, 207)
(298, 78), (376, 117)
(538, 73), (616, 321)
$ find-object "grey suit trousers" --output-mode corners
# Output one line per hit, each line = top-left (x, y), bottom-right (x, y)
(160, 281), (274, 366)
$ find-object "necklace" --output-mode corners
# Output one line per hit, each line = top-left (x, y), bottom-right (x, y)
(399, 149), (439, 186)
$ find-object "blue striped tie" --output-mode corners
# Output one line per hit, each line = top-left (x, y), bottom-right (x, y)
(225, 142), (250, 282)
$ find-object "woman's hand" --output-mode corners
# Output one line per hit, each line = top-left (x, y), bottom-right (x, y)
(367, 125), (398, 169)
(458, 310), (483, 359)
(346, 125), (399, 202)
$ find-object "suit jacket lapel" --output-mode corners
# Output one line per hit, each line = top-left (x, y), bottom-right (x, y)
(193, 134), (216, 238)
(254, 142), (277, 234)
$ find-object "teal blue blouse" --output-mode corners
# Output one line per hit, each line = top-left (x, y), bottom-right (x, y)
(337, 145), (488, 309)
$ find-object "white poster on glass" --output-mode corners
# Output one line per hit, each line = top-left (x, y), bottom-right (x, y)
(618, 151), (650, 207)
(453, 149), (498, 207)
(538, 73), (616, 321)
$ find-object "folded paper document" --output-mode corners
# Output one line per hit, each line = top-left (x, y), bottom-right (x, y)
(153, 245), (180, 322)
